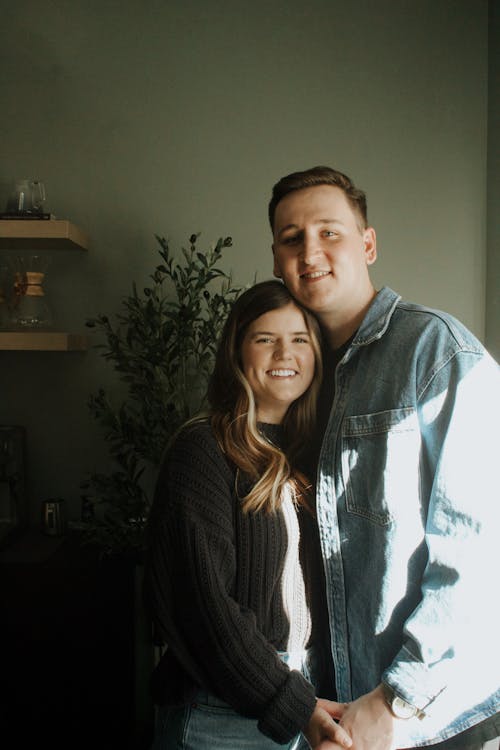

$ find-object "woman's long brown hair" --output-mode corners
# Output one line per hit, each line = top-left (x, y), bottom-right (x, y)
(207, 280), (322, 514)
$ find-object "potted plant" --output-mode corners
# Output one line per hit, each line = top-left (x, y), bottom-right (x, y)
(81, 232), (247, 558)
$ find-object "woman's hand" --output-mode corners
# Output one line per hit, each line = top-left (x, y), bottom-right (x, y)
(304, 698), (352, 749)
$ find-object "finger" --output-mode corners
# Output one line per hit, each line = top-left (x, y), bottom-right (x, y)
(316, 741), (350, 750)
(316, 698), (350, 721)
(313, 707), (352, 748)
(323, 718), (352, 748)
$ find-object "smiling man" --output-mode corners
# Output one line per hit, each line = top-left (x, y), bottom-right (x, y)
(268, 166), (500, 750)
(272, 179), (376, 348)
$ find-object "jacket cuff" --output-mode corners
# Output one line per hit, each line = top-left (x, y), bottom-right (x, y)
(382, 642), (449, 711)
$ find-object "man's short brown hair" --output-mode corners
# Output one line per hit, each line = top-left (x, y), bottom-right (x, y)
(268, 165), (368, 232)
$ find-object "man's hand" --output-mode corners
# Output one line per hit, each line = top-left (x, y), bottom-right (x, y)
(303, 698), (352, 749)
(336, 685), (395, 750)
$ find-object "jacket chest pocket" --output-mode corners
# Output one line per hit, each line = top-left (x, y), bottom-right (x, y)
(340, 407), (420, 526)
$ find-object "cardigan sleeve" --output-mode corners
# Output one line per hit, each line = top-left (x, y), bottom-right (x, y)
(143, 422), (317, 744)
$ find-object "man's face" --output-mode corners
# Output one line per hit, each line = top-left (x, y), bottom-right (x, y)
(272, 185), (377, 322)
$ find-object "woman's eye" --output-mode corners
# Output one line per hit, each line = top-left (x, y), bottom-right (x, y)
(256, 337), (273, 343)
(294, 337), (309, 344)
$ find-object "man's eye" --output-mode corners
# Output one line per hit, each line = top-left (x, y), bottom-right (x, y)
(281, 235), (300, 245)
(323, 230), (337, 238)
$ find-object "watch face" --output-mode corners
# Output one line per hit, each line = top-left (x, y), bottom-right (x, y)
(392, 696), (417, 720)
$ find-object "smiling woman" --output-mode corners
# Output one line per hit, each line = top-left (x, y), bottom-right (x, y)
(143, 280), (352, 750)
(240, 303), (316, 424)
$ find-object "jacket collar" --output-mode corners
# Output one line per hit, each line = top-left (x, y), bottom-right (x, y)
(353, 287), (401, 346)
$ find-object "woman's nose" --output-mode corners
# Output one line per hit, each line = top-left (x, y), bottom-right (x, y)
(273, 345), (292, 360)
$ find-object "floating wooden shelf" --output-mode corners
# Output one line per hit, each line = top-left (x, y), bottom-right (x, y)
(0, 219), (89, 251)
(0, 331), (88, 351)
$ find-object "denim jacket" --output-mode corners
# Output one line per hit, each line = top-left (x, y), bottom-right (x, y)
(317, 287), (500, 746)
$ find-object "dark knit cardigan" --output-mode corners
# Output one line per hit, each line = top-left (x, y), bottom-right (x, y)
(143, 419), (330, 744)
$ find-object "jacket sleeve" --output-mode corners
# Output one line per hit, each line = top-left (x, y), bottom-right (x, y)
(143, 424), (317, 744)
(383, 346), (500, 718)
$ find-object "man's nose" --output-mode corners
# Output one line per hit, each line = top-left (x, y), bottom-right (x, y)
(300, 234), (321, 265)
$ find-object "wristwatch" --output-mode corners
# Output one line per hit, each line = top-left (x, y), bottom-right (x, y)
(382, 683), (425, 720)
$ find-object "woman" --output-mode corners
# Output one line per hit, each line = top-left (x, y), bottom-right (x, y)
(143, 280), (350, 749)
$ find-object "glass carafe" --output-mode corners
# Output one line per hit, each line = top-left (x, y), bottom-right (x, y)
(5, 180), (46, 215)
(9, 254), (53, 328)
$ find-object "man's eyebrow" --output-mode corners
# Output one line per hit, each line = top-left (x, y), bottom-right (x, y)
(277, 219), (344, 238)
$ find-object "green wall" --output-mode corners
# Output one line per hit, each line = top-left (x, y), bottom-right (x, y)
(0, 0), (494, 523)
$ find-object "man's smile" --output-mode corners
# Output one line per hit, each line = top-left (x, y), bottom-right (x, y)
(300, 270), (331, 281)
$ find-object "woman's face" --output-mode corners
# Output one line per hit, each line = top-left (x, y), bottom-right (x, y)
(240, 302), (316, 424)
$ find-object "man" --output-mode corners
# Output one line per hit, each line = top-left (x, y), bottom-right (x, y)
(268, 166), (500, 750)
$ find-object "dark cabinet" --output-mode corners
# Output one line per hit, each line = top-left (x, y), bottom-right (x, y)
(0, 529), (153, 749)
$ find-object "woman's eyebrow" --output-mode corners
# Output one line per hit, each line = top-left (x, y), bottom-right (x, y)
(249, 330), (310, 337)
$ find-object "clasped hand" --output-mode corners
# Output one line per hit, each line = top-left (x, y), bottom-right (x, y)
(305, 685), (400, 750)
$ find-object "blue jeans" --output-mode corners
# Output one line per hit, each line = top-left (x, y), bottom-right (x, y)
(151, 690), (309, 750)
(151, 651), (312, 750)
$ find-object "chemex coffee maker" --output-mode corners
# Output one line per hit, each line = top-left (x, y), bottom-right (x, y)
(4, 179), (47, 217)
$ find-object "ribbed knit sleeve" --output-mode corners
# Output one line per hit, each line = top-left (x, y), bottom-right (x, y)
(144, 421), (317, 744)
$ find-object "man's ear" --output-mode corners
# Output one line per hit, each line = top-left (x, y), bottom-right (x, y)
(272, 244), (282, 278)
(363, 227), (377, 266)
